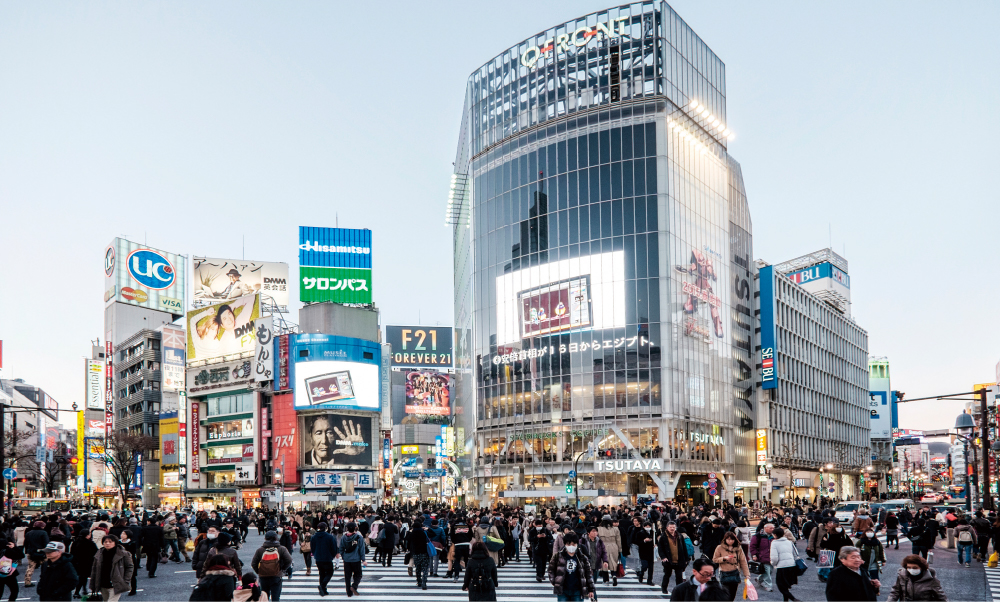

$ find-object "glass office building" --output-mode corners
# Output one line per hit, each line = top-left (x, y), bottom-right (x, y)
(451, 1), (758, 505)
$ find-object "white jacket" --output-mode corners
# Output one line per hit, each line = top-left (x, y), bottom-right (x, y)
(770, 537), (798, 569)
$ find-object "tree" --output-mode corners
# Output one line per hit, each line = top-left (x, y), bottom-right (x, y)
(3, 429), (36, 470)
(35, 460), (65, 497)
(104, 432), (158, 508)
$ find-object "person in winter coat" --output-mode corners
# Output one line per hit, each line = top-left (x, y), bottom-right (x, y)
(670, 558), (730, 601)
(212, 532), (243, 578)
(819, 523), (853, 581)
(407, 518), (432, 590)
(630, 520), (656, 586)
(89, 535), (134, 602)
(855, 529), (887, 584)
(887, 554), (948, 602)
(0, 536), (24, 602)
(530, 519), (554, 583)
(426, 519), (447, 577)
(298, 526), (313, 576)
(176, 516), (192, 562)
(462, 541), (498, 602)
(250, 531), (292, 602)
(915, 519), (938, 560)
(750, 523), (775, 592)
(163, 519), (181, 562)
(191, 527), (220, 578)
(852, 509), (875, 536)
(36, 542), (78, 602)
(23, 521), (50, 587)
(954, 518), (977, 567)
(547, 532), (595, 601)
(310, 522), (340, 597)
(70, 529), (98, 599)
(713, 531), (749, 601)
(825, 546), (879, 602)
(473, 518), (502, 566)
(596, 516), (622, 586)
(234, 572), (269, 602)
(658, 521), (690, 594)
(189, 553), (236, 602)
(769, 528), (799, 602)
(581, 527), (608, 585)
(339, 522), (367, 598)
(376, 519), (397, 567)
(140, 520), (163, 578)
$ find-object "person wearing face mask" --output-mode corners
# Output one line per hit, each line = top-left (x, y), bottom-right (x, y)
(854, 529), (885, 591)
(630, 521), (656, 586)
(192, 527), (221, 578)
(547, 532), (595, 601)
(886, 554), (948, 601)
(819, 522), (852, 583)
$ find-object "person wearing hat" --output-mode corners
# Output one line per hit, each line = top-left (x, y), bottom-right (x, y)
(219, 269), (252, 299)
(36, 541), (78, 602)
(250, 531), (292, 602)
(23, 520), (49, 588)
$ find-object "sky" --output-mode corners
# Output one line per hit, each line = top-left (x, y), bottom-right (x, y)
(1, 1), (997, 431)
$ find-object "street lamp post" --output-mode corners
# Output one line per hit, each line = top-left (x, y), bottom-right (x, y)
(956, 412), (975, 512)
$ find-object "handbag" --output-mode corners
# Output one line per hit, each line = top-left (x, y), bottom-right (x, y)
(483, 535), (505, 552)
(616, 563), (626, 578)
(427, 541), (438, 557)
(300, 540), (311, 553)
(792, 544), (808, 576)
(747, 560), (764, 575)
(720, 569), (742, 584)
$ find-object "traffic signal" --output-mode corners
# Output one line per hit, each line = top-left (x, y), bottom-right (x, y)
(300, 487), (306, 495)
(565, 484), (573, 494)
(69, 457), (78, 465)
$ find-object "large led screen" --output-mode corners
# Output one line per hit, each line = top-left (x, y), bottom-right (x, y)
(404, 371), (450, 416)
(299, 411), (376, 469)
(291, 334), (382, 412)
(496, 250), (626, 346)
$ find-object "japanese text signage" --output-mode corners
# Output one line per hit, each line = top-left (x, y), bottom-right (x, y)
(299, 226), (373, 304)
(385, 326), (453, 368)
(301, 470), (374, 489)
(193, 257), (289, 310)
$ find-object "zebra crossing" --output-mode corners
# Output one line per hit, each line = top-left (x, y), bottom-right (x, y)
(274, 556), (671, 601)
(985, 566), (1000, 601)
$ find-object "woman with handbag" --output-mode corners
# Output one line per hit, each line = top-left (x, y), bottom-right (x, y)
(712, 531), (750, 601)
(769, 528), (800, 602)
(597, 516), (622, 586)
(299, 526), (313, 576)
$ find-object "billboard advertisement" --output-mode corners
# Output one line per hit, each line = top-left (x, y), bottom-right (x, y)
(253, 316), (274, 383)
(160, 413), (179, 465)
(299, 411), (376, 469)
(86, 419), (106, 438)
(759, 265), (777, 390)
(161, 326), (185, 392)
(385, 326), (453, 368)
(193, 257), (290, 309)
(86, 360), (103, 410)
(186, 293), (260, 361)
(299, 226), (373, 304)
(291, 334), (381, 411)
(207, 418), (255, 441)
(869, 359), (892, 440)
(786, 261), (850, 289)
(675, 248), (724, 342)
(302, 470), (375, 489)
(104, 238), (186, 316)
(186, 358), (254, 395)
(405, 371), (450, 416)
(495, 250), (626, 346)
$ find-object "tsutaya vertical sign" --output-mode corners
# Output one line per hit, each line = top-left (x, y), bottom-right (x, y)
(520, 17), (630, 69)
(759, 265), (777, 389)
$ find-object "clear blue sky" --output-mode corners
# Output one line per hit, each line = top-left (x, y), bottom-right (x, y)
(1, 1), (997, 430)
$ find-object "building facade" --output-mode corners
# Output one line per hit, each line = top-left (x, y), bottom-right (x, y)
(451, 2), (756, 505)
(113, 328), (164, 505)
(757, 250), (870, 503)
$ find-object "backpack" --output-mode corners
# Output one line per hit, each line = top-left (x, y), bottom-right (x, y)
(468, 562), (491, 593)
(959, 530), (973, 543)
(342, 535), (359, 555)
(257, 547), (282, 577)
(681, 534), (695, 557)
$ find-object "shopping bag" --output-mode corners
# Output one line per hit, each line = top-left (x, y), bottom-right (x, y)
(989, 552), (999, 568)
(616, 563), (626, 578)
(185, 540), (195, 553)
(743, 578), (758, 600)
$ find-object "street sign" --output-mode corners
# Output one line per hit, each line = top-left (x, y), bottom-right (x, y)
(709, 472), (717, 479)
(568, 470), (577, 478)
(702, 481), (709, 488)
(1, 469), (15, 480)
(709, 488), (718, 496)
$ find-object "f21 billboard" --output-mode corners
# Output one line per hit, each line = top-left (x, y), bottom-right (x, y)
(291, 334), (381, 412)
(104, 238), (187, 317)
(385, 326), (453, 368)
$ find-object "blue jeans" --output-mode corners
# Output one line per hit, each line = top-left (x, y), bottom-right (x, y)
(958, 542), (974, 563)
(558, 593), (584, 602)
(758, 563), (773, 589)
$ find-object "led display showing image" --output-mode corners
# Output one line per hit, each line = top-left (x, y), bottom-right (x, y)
(519, 276), (592, 338)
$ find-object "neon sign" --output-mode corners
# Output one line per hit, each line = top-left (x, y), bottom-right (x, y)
(520, 17), (630, 69)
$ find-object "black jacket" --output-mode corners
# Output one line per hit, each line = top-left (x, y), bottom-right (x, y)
(141, 524), (164, 553)
(671, 577), (730, 601)
(462, 549), (498, 601)
(24, 527), (50, 561)
(631, 527), (655, 560)
(37, 553), (79, 601)
(69, 537), (98, 576)
(825, 565), (878, 601)
(657, 532), (689, 566)
(189, 567), (236, 602)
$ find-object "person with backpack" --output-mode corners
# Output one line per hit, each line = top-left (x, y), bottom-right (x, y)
(955, 518), (977, 567)
(250, 531), (292, 602)
(189, 553), (236, 602)
(89, 534), (134, 602)
(462, 540), (498, 601)
(339, 522), (367, 597)
(310, 522), (339, 597)
(0, 536), (24, 602)
(426, 519), (447, 577)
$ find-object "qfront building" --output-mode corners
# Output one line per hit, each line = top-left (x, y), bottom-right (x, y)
(450, 2), (757, 505)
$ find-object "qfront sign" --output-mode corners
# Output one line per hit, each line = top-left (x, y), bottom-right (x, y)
(520, 17), (630, 69)
(593, 458), (663, 472)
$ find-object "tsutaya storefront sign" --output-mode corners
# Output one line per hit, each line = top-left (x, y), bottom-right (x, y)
(520, 17), (630, 69)
(594, 458), (663, 472)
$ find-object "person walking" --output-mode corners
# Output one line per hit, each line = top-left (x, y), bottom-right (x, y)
(310, 522), (339, 597)
(531, 519), (555, 583)
(426, 519), (447, 578)
(631, 520), (656, 586)
(407, 518), (431, 591)
(298, 526), (313, 576)
(581, 527), (608, 586)
(377, 518), (397, 567)
(89, 535), (134, 602)
(885, 512), (900, 551)
(0, 536), (24, 602)
(547, 532), (595, 601)
(339, 522), (367, 597)
(819, 522), (852, 581)
(955, 518), (977, 567)
(234, 572), (269, 602)
(462, 540), (498, 601)
(449, 519), (473, 581)
(669, 557), (729, 601)
(886, 554), (947, 601)
(596, 516), (622, 587)
(712, 530), (749, 601)
(163, 519), (180, 562)
(189, 554), (237, 602)
(140, 519), (163, 579)
(23, 520), (49, 588)
(769, 528), (799, 602)
(971, 511), (992, 562)
(250, 531), (292, 602)
(176, 516), (192, 563)
(70, 528), (98, 600)
(657, 521), (690, 594)
(749, 523), (775, 592)
(855, 529), (886, 587)
(473, 518), (502, 567)
(36, 542), (79, 602)
(825, 546), (879, 602)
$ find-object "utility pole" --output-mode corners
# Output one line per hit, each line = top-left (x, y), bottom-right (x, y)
(980, 387), (993, 510)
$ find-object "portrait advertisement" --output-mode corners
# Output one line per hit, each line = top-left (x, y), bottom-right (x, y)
(299, 411), (375, 469)
(186, 293), (260, 361)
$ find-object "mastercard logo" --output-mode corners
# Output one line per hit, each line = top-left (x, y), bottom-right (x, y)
(121, 287), (149, 303)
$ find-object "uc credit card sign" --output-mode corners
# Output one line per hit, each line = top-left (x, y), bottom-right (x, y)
(299, 227), (372, 303)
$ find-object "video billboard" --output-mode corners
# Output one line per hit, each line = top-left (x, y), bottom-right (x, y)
(291, 334), (381, 411)
(495, 250), (624, 346)
(193, 257), (290, 309)
(104, 238), (187, 316)
(298, 227), (373, 304)
(299, 411), (376, 469)
(385, 326), (453, 368)
(404, 371), (450, 416)
(185, 293), (260, 361)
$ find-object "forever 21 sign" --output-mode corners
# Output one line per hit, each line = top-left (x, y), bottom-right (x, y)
(385, 326), (453, 369)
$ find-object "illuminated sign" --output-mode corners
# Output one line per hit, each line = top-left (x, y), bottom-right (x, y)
(759, 265), (777, 389)
(401, 445), (420, 454)
(520, 17), (630, 69)
(593, 458), (663, 472)
(492, 335), (655, 365)
(385, 326), (453, 368)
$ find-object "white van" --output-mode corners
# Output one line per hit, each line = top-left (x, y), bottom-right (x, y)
(834, 501), (866, 525)
(880, 498), (916, 514)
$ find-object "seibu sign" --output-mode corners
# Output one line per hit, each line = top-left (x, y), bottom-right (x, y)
(520, 17), (630, 69)
(594, 458), (663, 473)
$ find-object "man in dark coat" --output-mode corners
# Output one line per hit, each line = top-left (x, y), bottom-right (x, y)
(310, 522), (340, 597)
(140, 520), (164, 578)
(825, 546), (879, 602)
(671, 558), (729, 601)
(36, 542), (78, 602)
(23, 521), (49, 587)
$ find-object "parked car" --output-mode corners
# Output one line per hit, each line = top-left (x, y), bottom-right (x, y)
(920, 493), (942, 503)
(834, 501), (867, 525)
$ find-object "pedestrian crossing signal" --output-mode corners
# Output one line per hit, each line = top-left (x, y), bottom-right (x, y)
(565, 484), (573, 494)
